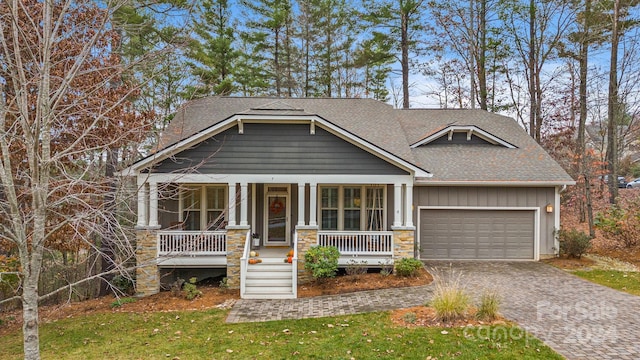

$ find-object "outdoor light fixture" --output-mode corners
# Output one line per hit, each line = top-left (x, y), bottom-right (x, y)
(546, 204), (553, 213)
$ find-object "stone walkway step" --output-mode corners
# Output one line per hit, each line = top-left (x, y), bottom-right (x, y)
(227, 285), (433, 323)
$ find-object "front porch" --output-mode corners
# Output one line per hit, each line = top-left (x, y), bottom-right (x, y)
(134, 175), (416, 298)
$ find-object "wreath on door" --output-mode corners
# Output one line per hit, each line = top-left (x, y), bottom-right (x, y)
(270, 197), (284, 214)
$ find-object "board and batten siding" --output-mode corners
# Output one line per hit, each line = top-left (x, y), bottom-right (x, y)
(414, 186), (556, 257)
(153, 123), (408, 175)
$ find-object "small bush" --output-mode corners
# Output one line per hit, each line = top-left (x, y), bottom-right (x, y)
(111, 274), (134, 295)
(379, 260), (393, 277)
(345, 259), (368, 276)
(402, 312), (417, 324)
(110, 297), (137, 308)
(429, 266), (470, 322)
(218, 277), (229, 290)
(394, 258), (423, 277)
(558, 228), (592, 258)
(183, 277), (202, 300)
(304, 246), (340, 281)
(476, 290), (501, 321)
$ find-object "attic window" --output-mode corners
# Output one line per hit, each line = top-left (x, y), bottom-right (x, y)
(410, 125), (516, 149)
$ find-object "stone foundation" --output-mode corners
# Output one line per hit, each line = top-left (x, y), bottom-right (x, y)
(392, 227), (416, 272)
(225, 226), (250, 289)
(296, 226), (318, 284)
(136, 229), (160, 297)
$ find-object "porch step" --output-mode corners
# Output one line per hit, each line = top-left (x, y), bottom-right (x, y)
(242, 257), (296, 299)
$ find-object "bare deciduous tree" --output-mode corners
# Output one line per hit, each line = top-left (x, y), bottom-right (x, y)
(0, 1), (156, 358)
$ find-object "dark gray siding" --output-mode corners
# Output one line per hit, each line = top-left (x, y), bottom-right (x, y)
(153, 123), (408, 175)
(414, 186), (556, 257)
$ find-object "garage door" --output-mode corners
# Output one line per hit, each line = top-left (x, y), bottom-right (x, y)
(420, 209), (535, 260)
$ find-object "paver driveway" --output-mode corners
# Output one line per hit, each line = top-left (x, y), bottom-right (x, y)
(427, 261), (640, 360)
(228, 261), (640, 359)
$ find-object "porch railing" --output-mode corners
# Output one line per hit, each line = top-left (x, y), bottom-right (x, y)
(317, 231), (393, 255)
(157, 231), (227, 256)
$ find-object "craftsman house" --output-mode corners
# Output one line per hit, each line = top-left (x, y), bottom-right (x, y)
(118, 97), (574, 299)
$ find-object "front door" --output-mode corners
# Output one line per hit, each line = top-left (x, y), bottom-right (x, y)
(264, 186), (290, 246)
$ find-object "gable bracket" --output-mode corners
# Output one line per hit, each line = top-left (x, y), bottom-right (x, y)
(310, 119), (315, 135)
(467, 129), (473, 141)
(237, 119), (244, 134)
(448, 129), (453, 141)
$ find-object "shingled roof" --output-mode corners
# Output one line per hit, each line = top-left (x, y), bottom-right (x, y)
(156, 96), (573, 184)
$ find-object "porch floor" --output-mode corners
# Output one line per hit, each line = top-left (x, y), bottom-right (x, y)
(252, 246), (292, 259)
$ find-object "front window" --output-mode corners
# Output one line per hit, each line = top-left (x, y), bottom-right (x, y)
(181, 185), (226, 230)
(321, 187), (338, 230)
(319, 185), (385, 231)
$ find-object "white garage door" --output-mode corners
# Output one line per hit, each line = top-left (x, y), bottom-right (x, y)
(420, 209), (535, 260)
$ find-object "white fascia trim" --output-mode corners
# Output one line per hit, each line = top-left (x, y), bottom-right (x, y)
(414, 180), (576, 187)
(118, 114), (431, 178)
(417, 205), (540, 261)
(144, 173), (414, 185)
(410, 125), (516, 149)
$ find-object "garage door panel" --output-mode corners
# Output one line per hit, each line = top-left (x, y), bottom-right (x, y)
(420, 209), (534, 260)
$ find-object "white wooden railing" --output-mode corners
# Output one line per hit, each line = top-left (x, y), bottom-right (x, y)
(157, 231), (227, 256)
(240, 230), (251, 297)
(292, 231), (298, 298)
(317, 231), (393, 255)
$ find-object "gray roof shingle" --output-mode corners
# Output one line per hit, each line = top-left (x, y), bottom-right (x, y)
(157, 97), (573, 184)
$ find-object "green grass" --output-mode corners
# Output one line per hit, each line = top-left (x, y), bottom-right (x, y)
(572, 269), (640, 296)
(0, 309), (562, 359)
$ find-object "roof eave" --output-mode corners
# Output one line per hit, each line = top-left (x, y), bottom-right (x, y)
(414, 179), (576, 186)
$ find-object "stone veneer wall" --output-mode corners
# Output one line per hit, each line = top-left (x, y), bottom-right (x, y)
(136, 230), (160, 297)
(393, 228), (415, 271)
(296, 227), (318, 284)
(225, 227), (249, 289)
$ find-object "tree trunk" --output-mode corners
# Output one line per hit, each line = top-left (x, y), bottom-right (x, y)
(528, 0), (537, 140)
(477, 0), (488, 111)
(22, 275), (40, 360)
(401, 11), (410, 108)
(606, 0), (620, 204)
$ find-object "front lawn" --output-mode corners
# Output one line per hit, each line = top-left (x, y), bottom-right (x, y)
(572, 269), (640, 296)
(0, 309), (561, 359)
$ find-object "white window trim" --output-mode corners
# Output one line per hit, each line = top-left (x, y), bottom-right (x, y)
(318, 185), (387, 231)
(178, 184), (228, 230)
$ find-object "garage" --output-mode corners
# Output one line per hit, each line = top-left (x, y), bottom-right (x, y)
(419, 209), (536, 260)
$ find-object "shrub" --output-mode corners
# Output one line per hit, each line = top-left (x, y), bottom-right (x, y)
(304, 246), (340, 281)
(110, 297), (137, 308)
(595, 201), (640, 248)
(111, 274), (134, 295)
(394, 258), (423, 277)
(429, 266), (470, 322)
(402, 312), (417, 324)
(183, 277), (202, 300)
(558, 228), (592, 258)
(379, 260), (393, 277)
(218, 277), (229, 290)
(476, 290), (501, 321)
(345, 259), (368, 276)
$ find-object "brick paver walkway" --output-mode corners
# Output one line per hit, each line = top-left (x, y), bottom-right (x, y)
(227, 262), (640, 360)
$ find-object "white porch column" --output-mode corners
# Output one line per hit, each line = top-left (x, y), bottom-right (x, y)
(404, 183), (414, 227)
(240, 182), (248, 226)
(393, 183), (402, 227)
(228, 183), (237, 226)
(298, 183), (306, 226)
(309, 183), (317, 226)
(148, 182), (159, 228)
(136, 183), (147, 228)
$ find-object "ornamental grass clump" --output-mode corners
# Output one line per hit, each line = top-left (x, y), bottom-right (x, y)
(428, 266), (470, 322)
(476, 290), (501, 321)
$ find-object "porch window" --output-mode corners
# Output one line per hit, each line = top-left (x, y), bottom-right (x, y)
(321, 187), (338, 230)
(181, 185), (227, 230)
(319, 185), (386, 231)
